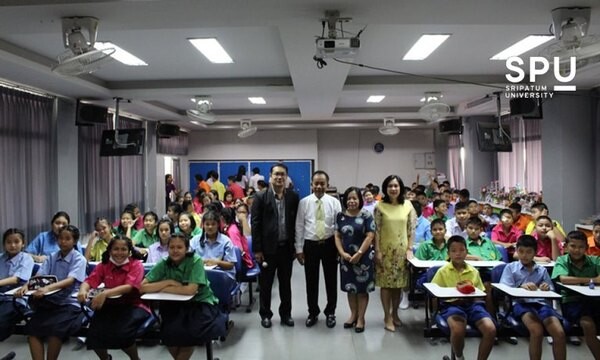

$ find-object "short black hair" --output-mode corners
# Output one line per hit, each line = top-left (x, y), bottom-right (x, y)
(343, 186), (364, 210)
(531, 202), (549, 212)
(312, 170), (330, 183)
(430, 218), (445, 230)
(566, 230), (587, 245)
(467, 199), (478, 206)
(454, 201), (468, 212)
(508, 202), (522, 212)
(516, 234), (537, 252)
(447, 235), (467, 249)
(499, 209), (513, 218)
(466, 217), (483, 228)
(433, 199), (445, 209)
(459, 189), (470, 198)
(270, 162), (288, 174)
(535, 215), (552, 224)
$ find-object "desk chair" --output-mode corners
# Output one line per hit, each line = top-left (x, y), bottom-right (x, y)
(206, 269), (237, 343)
(495, 245), (509, 263)
(236, 236), (260, 312)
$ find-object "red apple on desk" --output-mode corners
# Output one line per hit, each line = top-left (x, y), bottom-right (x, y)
(456, 280), (476, 294)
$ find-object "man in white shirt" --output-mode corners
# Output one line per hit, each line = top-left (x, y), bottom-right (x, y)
(295, 170), (342, 328)
(248, 167), (265, 190)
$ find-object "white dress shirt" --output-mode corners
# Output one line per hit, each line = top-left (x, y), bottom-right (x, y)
(294, 193), (342, 253)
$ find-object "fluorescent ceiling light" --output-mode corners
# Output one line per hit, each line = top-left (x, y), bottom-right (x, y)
(188, 38), (234, 64)
(367, 95), (385, 103)
(190, 121), (201, 125)
(490, 35), (554, 60)
(94, 42), (147, 66)
(403, 34), (451, 60)
(248, 97), (266, 104)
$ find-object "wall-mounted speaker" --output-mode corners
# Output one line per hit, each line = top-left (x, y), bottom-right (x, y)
(509, 98), (543, 119)
(76, 100), (108, 126)
(438, 118), (463, 134)
(157, 123), (180, 138)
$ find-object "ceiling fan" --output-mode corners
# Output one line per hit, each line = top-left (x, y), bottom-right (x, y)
(540, 7), (600, 74)
(51, 17), (115, 76)
(186, 96), (216, 124)
(418, 92), (451, 122)
(237, 120), (257, 138)
(378, 117), (399, 136)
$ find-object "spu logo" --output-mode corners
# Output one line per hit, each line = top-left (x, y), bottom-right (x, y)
(505, 56), (577, 91)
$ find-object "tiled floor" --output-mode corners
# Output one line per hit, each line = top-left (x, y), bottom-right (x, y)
(0, 262), (593, 359)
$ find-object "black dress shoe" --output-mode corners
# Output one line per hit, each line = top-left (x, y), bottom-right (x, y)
(355, 326), (364, 333)
(305, 316), (318, 327)
(343, 321), (356, 329)
(281, 317), (295, 327)
(261, 318), (272, 328)
(326, 314), (336, 328)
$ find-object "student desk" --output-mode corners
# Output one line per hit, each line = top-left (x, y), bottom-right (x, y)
(557, 283), (600, 297)
(422, 283), (486, 337)
(491, 283), (561, 299)
(3, 287), (60, 296)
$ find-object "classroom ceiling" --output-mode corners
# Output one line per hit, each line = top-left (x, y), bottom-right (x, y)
(0, 0), (599, 132)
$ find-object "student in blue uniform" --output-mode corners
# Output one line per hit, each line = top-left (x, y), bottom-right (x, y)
(190, 210), (237, 280)
(26, 211), (82, 263)
(16, 225), (87, 360)
(141, 233), (227, 360)
(0, 228), (34, 341)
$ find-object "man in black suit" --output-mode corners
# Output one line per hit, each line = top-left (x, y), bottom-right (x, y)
(251, 163), (300, 328)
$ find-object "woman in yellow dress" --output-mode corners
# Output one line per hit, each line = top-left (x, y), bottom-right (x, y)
(374, 175), (416, 332)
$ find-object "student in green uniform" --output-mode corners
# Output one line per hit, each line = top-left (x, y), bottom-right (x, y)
(415, 218), (448, 261)
(552, 231), (600, 360)
(141, 233), (226, 360)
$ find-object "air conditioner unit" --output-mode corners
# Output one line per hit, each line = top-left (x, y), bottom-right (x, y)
(456, 95), (510, 117)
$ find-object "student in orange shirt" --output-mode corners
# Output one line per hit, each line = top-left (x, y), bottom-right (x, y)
(509, 203), (529, 233)
(586, 219), (600, 256)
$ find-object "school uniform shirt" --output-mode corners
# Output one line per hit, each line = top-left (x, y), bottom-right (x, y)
(445, 217), (467, 239)
(84, 259), (150, 312)
(514, 214), (530, 232)
(481, 213), (500, 227)
(525, 219), (566, 237)
(37, 249), (86, 301)
(145, 254), (218, 305)
(428, 214), (448, 223)
(228, 182), (245, 200)
(211, 180), (226, 201)
(500, 261), (553, 304)
(551, 254), (600, 303)
(294, 193), (342, 253)
(491, 223), (522, 245)
(89, 238), (110, 262)
(422, 204), (435, 219)
(466, 236), (502, 261)
(362, 202), (376, 216)
(0, 252), (34, 286)
(147, 242), (169, 263)
(532, 232), (564, 258)
(414, 215), (432, 246)
(133, 230), (158, 248)
(225, 224), (253, 269)
(190, 233), (237, 279)
(113, 227), (138, 239)
(415, 240), (448, 261)
(248, 173), (265, 190)
(26, 231), (83, 256)
(431, 261), (485, 302)
(587, 235), (600, 256)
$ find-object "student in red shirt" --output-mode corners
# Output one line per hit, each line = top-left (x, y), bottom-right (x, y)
(227, 176), (246, 200)
(491, 209), (522, 259)
(531, 216), (563, 262)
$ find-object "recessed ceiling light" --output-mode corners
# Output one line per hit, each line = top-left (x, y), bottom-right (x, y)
(248, 97), (266, 105)
(367, 95), (385, 103)
(188, 38), (234, 64)
(403, 34), (451, 60)
(490, 35), (554, 60)
(94, 42), (147, 66)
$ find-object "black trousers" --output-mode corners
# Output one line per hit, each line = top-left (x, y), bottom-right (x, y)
(303, 238), (338, 317)
(258, 244), (294, 320)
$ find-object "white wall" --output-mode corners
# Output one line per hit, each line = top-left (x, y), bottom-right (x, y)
(317, 129), (435, 190)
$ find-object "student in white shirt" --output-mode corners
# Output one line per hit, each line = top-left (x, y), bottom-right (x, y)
(248, 167), (265, 190)
(295, 170), (342, 329)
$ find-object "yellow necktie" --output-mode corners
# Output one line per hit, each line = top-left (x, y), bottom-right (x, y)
(316, 199), (325, 239)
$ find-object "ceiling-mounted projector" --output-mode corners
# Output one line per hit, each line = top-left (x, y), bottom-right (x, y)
(315, 37), (360, 59)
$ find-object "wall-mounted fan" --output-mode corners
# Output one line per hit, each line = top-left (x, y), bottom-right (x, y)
(238, 120), (257, 138)
(187, 96), (216, 124)
(51, 17), (115, 76)
(378, 117), (399, 136)
(418, 92), (451, 121)
(540, 7), (600, 74)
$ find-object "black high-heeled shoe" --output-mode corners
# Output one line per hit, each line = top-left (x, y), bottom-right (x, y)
(343, 321), (356, 329)
(355, 325), (365, 333)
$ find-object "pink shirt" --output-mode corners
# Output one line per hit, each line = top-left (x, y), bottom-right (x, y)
(84, 259), (150, 312)
(225, 224), (254, 269)
(491, 223), (522, 244)
(228, 183), (245, 200)
(532, 232), (564, 258)
(422, 204), (434, 218)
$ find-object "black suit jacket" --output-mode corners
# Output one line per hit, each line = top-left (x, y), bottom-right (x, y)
(251, 187), (299, 256)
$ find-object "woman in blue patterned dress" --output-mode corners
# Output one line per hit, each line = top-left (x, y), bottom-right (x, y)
(334, 186), (375, 333)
